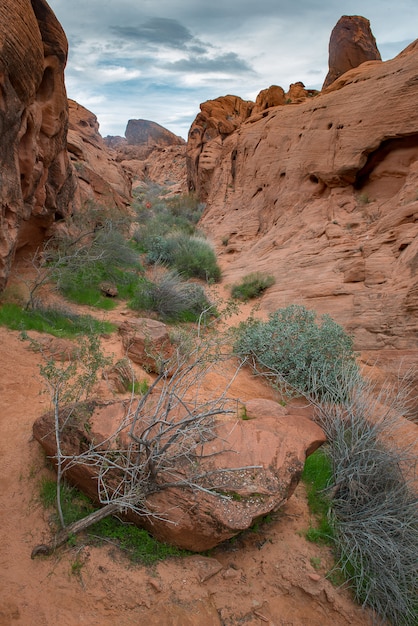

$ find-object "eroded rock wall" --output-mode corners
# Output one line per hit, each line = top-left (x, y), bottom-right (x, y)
(198, 42), (418, 352)
(0, 0), (76, 288)
(68, 100), (132, 209)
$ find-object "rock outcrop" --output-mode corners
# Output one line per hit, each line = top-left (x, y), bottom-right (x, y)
(105, 120), (187, 194)
(0, 0), (76, 289)
(126, 119), (185, 148)
(195, 38), (418, 358)
(186, 86), (319, 200)
(187, 95), (255, 199)
(67, 100), (131, 209)
(323, 15), (382, 89)
(32, 397), (325, 551)
(118, 318), (174, 373)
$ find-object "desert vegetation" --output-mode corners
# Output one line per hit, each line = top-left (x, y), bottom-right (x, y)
(1, 187), (416, 626)
(307, 372), (418, 626)
(230, 272), (275, 301)
(233, 304), (358, 399)
(1, 190), (219, 326)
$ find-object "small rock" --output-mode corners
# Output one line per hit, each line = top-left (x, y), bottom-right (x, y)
(308, 573), (321, 582)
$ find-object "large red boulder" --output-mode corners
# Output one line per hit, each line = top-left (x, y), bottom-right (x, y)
(32, 397), (325, 551)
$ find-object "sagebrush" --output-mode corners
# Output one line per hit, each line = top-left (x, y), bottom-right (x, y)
(233, 304), (357, 399)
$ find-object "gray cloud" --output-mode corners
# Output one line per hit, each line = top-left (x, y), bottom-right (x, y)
(165, 52), (254, 75)
(111, 18), (194, 48)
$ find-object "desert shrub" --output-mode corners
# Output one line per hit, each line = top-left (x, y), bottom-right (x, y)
(231, 272), (275, 301)
(129, 271), (213, 322)
(233, 304), (357, 399)
(133, 191), (204, 249)
(54, 225), (143, 308)
(313, 376), (418, 625)
(146, 233), (221, 282)
(169, 234), (221, 282)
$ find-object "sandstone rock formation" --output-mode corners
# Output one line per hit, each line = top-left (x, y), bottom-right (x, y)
(32, 397), (325, 551)
(68, 100), (131, 209)
(187, 95), (254, 199)
(105, 120), (187, 194)
(0, 0), (76, 290)
(118, 318), (174, 373)
(186, 86), (319, 200)
(126, 119), (185, 148)
(105, 119), (185, 162)
(323, 15), (382, 89)
(195, 39), (418, 361)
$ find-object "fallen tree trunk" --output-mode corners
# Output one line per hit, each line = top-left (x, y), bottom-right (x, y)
(31, 501), (120, 558)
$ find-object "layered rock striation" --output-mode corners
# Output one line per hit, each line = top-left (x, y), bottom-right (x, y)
(0, 0), (76, 289)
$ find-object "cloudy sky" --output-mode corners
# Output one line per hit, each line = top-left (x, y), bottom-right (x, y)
(47, 0), (417, 139)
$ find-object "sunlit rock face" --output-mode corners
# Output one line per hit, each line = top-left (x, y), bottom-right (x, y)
(0, 0), (76, 289)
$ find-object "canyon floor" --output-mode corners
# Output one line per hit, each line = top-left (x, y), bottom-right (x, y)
(0, 259), (376, 626)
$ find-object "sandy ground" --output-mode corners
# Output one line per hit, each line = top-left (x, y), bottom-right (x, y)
(0, 270), (373, 625)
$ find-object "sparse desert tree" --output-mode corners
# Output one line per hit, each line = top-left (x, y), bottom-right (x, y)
(36, 334), (112, 527)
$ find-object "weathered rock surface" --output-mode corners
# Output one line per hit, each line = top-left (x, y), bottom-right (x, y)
(323, 15), (382, 89)
(197, 39), (418, 356)
(105, 122), (187, 194)
(32, 397), (325, 551)
(187, 95), (254, 199)
(126, 119), (185, 148)
(0, 0), (76, 289)
(187, 86), (318, 200)
(122, 145), (188, 195)
(67, 100), (131, 209)
(119, 318), (174, 373)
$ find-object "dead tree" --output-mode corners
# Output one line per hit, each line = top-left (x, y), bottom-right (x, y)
(32, 330), (258, 557)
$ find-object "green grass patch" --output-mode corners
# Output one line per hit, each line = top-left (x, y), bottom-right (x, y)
(39, 477), (188, 564)
(89, 516), (188, 565)
(39, 477), (93, 525)
(0, 303), (115, 338)
(231, 272), (275, 301)
(57, 263), (143, 310)
(302, 448), (334, 545)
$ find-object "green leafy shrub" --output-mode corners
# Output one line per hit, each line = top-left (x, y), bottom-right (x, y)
(233, 304), (357, 398)
(231, 272), (275, 301)
(129, 272), (213, 322)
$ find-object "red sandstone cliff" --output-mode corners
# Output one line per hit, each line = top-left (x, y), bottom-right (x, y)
(68, 100), (132, 209)
(0, 0), (76, 288)
(195, 41), (418, 358)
